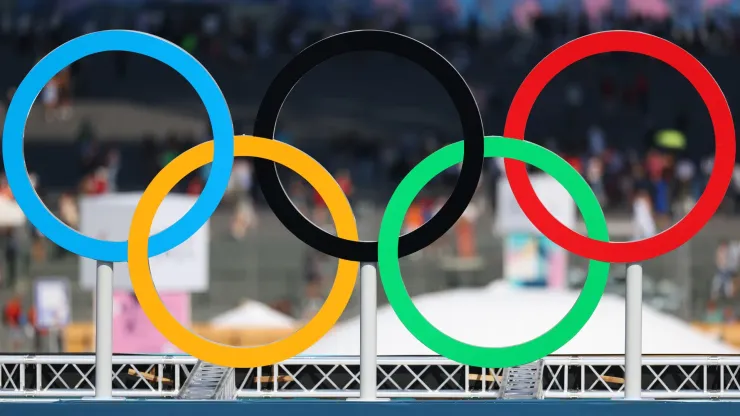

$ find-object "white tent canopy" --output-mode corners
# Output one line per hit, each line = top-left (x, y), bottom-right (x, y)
(210, 300), (296, 329)
(306, 281), (738, 355)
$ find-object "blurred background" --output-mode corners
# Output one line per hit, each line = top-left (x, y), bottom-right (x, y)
(0, 0), (739, 356)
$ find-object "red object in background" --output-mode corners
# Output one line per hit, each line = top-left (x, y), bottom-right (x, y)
(0, 184), (13, 200)
(646, 151), (665, 181)
(338, 176), (353, 196)
(3, 298), (21, 327)
(84, 175), (107, 195)
(404, 203), (424, 232)
(91, 178), (107, 194)
(456, 220), (477, 258)
(312, 190), (326, 208)
(187, 177), (204, 195)
(564, 156), (583, 174)
(313, 175), (353, 207)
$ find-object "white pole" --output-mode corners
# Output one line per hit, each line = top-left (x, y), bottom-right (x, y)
(625, 263), (643, 400)
(359, 263), (378, 401)
(95, 261), (114, 399)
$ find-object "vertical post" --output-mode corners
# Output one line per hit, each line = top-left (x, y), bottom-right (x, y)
(47, 327), (59, 353)
(95, 261), (114, 399)
(359, 263), (378, 401)
(625, 263), (643, 400)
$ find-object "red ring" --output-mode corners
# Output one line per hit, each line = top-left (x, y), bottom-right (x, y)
(503, 31), (736, 263)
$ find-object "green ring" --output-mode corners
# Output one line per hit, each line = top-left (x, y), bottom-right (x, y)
(377, 136), (610, 368)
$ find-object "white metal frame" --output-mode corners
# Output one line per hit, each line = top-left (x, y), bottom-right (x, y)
(1, 354), (740, 399)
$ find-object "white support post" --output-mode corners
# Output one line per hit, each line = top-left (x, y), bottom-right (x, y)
(624, 263), (643, 400)
(94, 261), (114, 400)
(359, 263), (378, 400)
(348, 263), (387, 401)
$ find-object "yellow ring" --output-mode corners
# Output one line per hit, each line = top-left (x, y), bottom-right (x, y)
(128, 135), (359, 368)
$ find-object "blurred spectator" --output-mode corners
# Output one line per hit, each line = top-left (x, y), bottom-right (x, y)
(586, 157), (606, 204)
(632, 188), (656, 241)
(403, 202), (425, 234)
(674, 158), (697, 214)
(57, 66), (73, 120)
(587, 125), (606, 157)
(27, 173), (44, 264)
(313, 169), (353, 227)
(705, 300), (724, 323)
(42, 72), (60, 122)
(28, 305), (60, 353)
(2, 294), (27, 352)
(81, 167), (109, 195)
(711, 240), (739, 301)
(142, 135), (161, 183)
(301, 250), (324, 321)
(228, 160), (256, 240)
(181, 31), (199, 54)
(564, 153), (583, 175)
(0, 172), (35, 288)
(159, 134), (181, 170)
(201, 13), (222, 56)
(58, 192), (79, 230)
(651, 167), (673, 229)
(76, 120), (99, 178)
(55, 192), (79, 259)
(456, 201), (480, 259)
(646, 149), (666, 183)
(0, 173), (11, 200)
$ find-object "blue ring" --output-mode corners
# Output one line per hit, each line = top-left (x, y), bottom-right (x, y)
(2, 30), (234, 262)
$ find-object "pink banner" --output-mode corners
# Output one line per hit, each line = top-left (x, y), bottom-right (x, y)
(628, 0), (670, 18)
(583, 0), (613, 21)
(111, 291), (190, 354)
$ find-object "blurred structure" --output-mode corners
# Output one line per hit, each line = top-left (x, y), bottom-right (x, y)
(306, 280), (739, 355)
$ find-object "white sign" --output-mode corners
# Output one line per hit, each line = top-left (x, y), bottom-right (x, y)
(495, 174), (577, 235)
(79, 193), (209, 293)
(33, 278), (71, 329)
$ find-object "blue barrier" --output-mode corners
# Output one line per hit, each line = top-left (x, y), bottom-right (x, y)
(2, 399), (740, 416)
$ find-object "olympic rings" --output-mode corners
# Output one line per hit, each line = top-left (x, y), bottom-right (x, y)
(378, 137), (610, 368)
(504, 31), (736, 263)
(253, 30), (484, 262)
(3, 29), (734, 369)
(2, 30), (234, 262)
(128, 136), (359, 368)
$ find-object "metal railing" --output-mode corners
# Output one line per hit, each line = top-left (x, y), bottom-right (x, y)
(1, 354), (740, 400)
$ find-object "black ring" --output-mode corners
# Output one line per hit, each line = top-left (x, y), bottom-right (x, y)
(253, 30), (484, 262)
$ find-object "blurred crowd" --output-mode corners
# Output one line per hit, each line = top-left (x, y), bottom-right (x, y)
(1, 0), (740, 334)
(2, 0), (737, 206)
